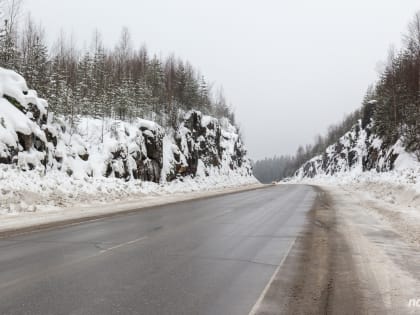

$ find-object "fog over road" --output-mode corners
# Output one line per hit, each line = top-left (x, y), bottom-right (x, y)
(0, 185), (316, 315)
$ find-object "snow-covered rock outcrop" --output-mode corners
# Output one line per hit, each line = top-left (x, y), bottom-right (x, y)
(295, 121), (418, 179)
(0, 68), (49, 169)
(0, 68), (253, 184)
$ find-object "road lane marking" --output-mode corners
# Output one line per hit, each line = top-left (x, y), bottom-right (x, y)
(100, 236), (148, 254)
(248, 237), (297, 315)
(0, 184), (268, 241)
(213, 209), (234, 218)
(0, 236), (150, 290)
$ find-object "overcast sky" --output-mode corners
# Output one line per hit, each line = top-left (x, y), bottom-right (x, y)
(24, 0), (420, 160)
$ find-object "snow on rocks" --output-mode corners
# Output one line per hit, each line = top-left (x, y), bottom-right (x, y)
(294, 120), (419, 180)
(0, 69), (48, 168)
(290, 117), (420, 233)
(290, 119), (420, 241)
(0, 67), (256, 215)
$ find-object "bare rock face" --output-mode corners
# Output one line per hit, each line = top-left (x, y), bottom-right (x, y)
(0, 145), (17, 164)
(44, 127), (58, 146)
(295, 122), (402, 179)
(105, 144), (129, 179)
(0, 70), (252, 183)
(231, 137), (247, 169)
(175, 111), (222, 177)
(101, 123), (165, 183)
(17, 132), (33, 151)
(171, 110), (251, 178)
(27, 102), (47, 125)
(138, 159), (161, 182)
(137, 126), (164, 183)
(0, 99), (50, 170)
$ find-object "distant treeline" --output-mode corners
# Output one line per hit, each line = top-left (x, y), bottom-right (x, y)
(0, 1), (235, 129)
(253, 110), (360, 183)
(254, 11), (420, 183)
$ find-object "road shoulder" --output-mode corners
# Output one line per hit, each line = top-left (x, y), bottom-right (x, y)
(252, 185), (420, 315)
(0, 183), (267, 238)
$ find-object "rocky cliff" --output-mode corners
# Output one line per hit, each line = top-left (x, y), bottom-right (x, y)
(295, 120), (418, 179)
(0, 68), (252, 184)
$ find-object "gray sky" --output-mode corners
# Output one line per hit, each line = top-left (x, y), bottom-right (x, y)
(24, 0), (420, 160)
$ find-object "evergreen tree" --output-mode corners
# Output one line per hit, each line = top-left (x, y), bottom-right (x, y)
(0, 19), (20, 70)
(1, 14), (239, 134)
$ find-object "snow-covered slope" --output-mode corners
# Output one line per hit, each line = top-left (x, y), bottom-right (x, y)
(294, 120), (420, 185)
(0, 68), (256, 214)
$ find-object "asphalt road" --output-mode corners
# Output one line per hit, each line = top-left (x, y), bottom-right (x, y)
(0, 184), (316, 315)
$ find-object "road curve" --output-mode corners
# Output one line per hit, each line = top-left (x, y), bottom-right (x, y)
(0, 184), (316, 315)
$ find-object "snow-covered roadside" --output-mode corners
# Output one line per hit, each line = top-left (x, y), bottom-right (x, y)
(288, 169), (420, 246)
(0, 67), (260, 232)
(0, 164), (256, 213)
(318, 185), (420, 313)
(335, 180), (420, 247)
(0, 171), (261, 233)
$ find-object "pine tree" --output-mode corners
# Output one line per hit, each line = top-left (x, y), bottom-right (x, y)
(0, 19), (20, 70)
(146, 55), (165, 116)
(361, 86), (376, 129)
(0, 16), (240, 133)
(76, 52), (94, 115)
(199, 76), (210, 110)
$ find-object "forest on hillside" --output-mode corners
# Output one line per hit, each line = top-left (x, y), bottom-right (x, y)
(254, 11), (420, 183)
(0, 0), (236, 131)
(253, 110), (361, 183)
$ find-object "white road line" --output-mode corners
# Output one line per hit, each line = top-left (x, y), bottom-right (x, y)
(0, 236), (149, 290)
(217, 209), (234, 216)
(248, 237), (297, 315)
(100, 236), (148, 254)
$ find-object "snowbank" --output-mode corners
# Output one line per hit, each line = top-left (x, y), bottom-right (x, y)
(289, 166), (420, 246)
(0, 163), (257, 216)
(290, 117), (420, 241)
